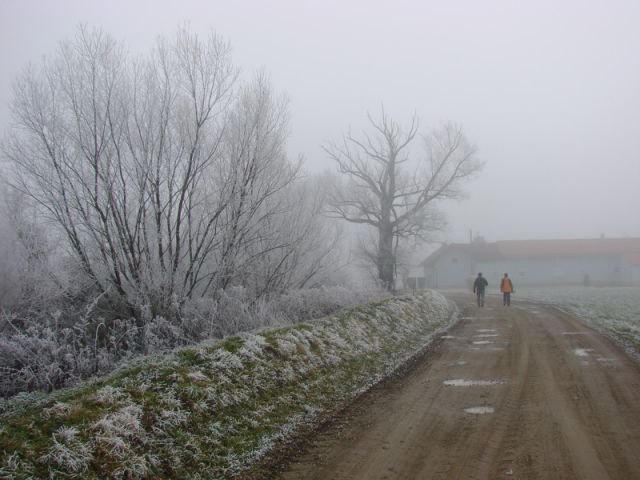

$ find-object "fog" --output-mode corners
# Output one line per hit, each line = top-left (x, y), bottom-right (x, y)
(1, 0), (639, 244)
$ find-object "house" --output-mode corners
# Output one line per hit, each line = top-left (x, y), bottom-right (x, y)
(417, 237), (640, 289)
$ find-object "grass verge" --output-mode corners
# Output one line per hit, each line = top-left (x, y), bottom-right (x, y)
(0, 290), (455, 479)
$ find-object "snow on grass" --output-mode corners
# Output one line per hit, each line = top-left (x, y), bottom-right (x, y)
(520, 287), (640, 355)
(0, 290), (455, 479)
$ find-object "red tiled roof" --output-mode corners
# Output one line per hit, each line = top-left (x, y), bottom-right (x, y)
(421, 238), (640, 266)
(496, 238), (640, 258)
(421, 242), (502, 266)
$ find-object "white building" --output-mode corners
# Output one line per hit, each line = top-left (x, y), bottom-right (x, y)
(413, 237), (640, 289)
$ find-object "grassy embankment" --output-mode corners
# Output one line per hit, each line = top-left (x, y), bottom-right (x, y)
(0, 290), (455, 479)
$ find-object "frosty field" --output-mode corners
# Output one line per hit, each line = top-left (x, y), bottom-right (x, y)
(519, 286), (640, 354)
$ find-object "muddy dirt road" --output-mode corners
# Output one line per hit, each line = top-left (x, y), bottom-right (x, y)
(276, 294), (640, 480)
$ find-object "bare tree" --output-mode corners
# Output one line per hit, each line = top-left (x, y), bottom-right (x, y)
(324, 109), (482, 290)
(243, 173), (345, 298)
(3, 26), (303, 324)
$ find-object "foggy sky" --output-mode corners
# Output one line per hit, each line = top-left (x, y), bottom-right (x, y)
(1, 0), (639, 244)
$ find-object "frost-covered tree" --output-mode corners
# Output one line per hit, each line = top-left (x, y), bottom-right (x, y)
(2, 26), (300, 321)
(324, 109), (482, 290)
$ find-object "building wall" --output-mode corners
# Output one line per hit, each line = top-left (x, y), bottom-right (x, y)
(424, 250), (474, 288)
(423, 254), (639, 288)
(476, 255), (631, 287)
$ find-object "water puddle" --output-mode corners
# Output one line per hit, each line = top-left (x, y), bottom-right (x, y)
(475, 334), (499, 338)
(477, 329), (497, 333)
(596, 357), (615, 364)
(464, 406), (495, 414)
(444, 379), (504, 387)
(442, 335), (456, 339)
(573, 348), (594, 357)
(473, 340), (494, 345)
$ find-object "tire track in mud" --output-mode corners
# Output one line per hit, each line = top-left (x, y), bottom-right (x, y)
(272, 294), (640, 480)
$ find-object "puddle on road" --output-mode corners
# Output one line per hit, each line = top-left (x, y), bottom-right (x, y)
(573, 348), (594, 357)
(473, 340), (494, 345)
(596, 357), (616, 364)
(444, 379), (504, 387)
(448, 361), (468, 366)
(464, 406), (495, 414)
(442, 335), (456, 339)
(475, 334), (499, 338)
(477, 329), (497, 333)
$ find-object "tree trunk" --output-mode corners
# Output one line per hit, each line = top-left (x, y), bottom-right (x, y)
(378, 221), (395, 291)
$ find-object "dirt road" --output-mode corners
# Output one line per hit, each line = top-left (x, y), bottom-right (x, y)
(276, 294), (640, 480)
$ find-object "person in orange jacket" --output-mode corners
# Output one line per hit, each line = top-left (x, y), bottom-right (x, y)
(500, 273), (514, 306)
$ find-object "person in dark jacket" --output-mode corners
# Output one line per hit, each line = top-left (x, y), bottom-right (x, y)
(500, 273), (514, 306)
(472, 272), (488, 307)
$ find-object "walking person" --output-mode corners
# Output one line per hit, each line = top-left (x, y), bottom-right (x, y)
(500, 273), (514, 306)
(473, 272), (488, 307)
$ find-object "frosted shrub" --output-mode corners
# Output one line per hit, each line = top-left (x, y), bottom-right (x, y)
(214, 287), (254, 337)
(0, 321), (83, 396)
(143, 317), (186, 354)
(178, 297), (219, 341)
(271, 287), (385, 324)
(1, 285), (385, 398)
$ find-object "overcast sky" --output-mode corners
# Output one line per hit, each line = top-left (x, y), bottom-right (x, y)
(1, 0), (639, 244)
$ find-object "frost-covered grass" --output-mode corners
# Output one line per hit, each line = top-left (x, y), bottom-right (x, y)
(520, 287), (640, 353)
(0, 290), (455, 479)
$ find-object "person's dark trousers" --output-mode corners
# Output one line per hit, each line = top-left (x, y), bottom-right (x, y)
(477, 291), (485, 307)
(503, 292), (511, 306)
